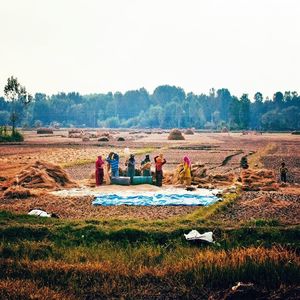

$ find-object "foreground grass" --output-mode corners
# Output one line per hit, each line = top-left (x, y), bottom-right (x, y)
(0, 194), (299, 298)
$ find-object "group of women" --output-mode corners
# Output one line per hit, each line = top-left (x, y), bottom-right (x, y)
(95, 152), (192, 187)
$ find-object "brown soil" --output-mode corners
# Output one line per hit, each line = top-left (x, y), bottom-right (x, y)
(212, 191), (300, 225)
(0, 131), (299, 223)
(0, 193), (198, 220)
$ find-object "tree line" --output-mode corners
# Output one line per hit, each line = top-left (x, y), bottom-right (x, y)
(1, 83), (300, 131)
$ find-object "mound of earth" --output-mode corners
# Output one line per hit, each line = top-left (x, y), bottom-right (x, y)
(240, 169), (278, 191)
(8, 161), (76, 190)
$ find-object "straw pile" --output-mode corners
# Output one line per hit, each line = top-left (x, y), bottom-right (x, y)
(68, 129), (83, 138)
(168, 129), (185, 140)
(163, 163), (235, 187)
(240, 169), (278, 191)
(36, 128), (53, 134)
(163, 163), (207, 185)
(3, 186), (32, 199)
(184, 129), (194, 135)
(10, 161), (76, 190)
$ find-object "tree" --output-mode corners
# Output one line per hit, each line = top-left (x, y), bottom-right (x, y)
(4, 76), (32, 133)
(239, 94), (250, 129)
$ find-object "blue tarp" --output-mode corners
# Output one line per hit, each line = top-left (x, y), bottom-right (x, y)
(92, 192), (220, 206)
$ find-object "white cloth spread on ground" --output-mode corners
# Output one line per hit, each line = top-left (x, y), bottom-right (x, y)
(28, 209), (51, 218)
(184, 230), (214, 243)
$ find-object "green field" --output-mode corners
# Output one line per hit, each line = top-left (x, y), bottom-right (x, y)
(1, 194), (299, 299)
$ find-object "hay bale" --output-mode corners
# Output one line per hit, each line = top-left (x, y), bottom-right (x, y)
(37, 128), (53, 134)
(3, 186), (31, 199)
(10, 161), (76, 190)
(291, 131), (300, 135)
(184, 129), (194, 135)
(168, 129), (185, 140)
(98, 137), (109, 142)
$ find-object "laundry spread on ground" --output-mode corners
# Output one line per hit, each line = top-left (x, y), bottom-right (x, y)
(92, 189), (220, 206)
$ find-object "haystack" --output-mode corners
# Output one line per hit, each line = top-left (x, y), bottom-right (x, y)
(163, 162), (235, 188)
(168, 129), (185, 140)
(98, 137), (109, 142)
(3, 186), (32, 199)
(37, 128), (53, 134)
(184, 129), (194, 135)
(10, 161), (76, 190)
(163, 163), (207, 185)
(221, 127), (229, 133)
(82, 136), (90, 142)
(68, 129), (83, 138)
(241, 169), (278, 191)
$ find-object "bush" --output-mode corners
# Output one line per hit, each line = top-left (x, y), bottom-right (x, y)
(0, 129), (24, 142)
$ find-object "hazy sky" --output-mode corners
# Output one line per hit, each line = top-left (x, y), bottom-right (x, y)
(0, 0), (299, 99)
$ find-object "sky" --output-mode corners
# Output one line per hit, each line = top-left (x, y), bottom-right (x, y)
(0, 0), (299, 99)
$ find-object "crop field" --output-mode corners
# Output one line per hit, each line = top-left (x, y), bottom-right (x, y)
(0, 130), (299, 299)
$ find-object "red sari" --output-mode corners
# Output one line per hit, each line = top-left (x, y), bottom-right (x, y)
(95, 156), (104, 186)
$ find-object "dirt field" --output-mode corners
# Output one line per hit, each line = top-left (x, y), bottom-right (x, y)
(0, 130), (299, 223)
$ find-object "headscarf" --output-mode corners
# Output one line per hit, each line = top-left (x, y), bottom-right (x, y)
(97, 155), (104, 164)
(183, 156), (191, 168)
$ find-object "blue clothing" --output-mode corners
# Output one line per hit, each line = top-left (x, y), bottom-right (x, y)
(112, 169), (119, 177)
(127, 159), (135, 182)
(106, 154), (119, 174)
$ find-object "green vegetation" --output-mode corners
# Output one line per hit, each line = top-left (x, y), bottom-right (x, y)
(0, 193), (299, 298)
(1, 85), (300, 131)
(0, 126), (24, 142)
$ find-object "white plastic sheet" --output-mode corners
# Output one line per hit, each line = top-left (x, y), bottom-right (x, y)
(184, 230), (214, 243)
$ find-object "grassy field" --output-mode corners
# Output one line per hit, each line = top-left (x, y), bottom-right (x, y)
(1, 195), (299, 299)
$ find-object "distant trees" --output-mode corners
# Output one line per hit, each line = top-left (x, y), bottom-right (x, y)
(4, 76), (32, 133)
(0, 80), (299, 131)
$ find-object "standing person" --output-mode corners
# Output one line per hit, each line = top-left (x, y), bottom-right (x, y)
(154, 154), (166, 187)
(183, 156), (192, 186)
(95, 155), (104, 186)
(279, 162), (288, 183)
(126, 154), (136, 184)
(141, 154), (151, 176)
(106, 152), (114, 174)
(106, 152), (119, 177)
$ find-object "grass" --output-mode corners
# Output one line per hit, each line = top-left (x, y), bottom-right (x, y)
(0, 191), (299, 298)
